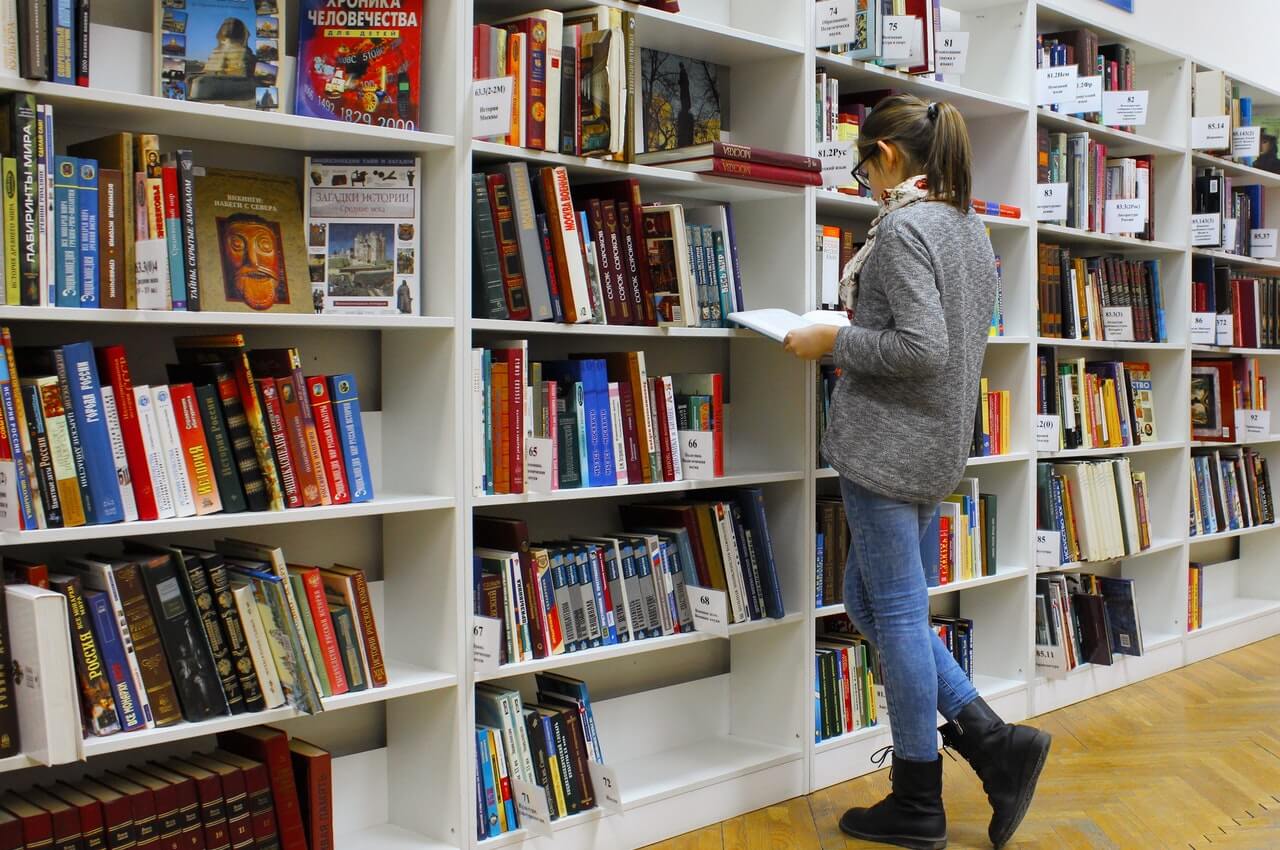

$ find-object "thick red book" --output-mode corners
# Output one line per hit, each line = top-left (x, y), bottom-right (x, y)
(47, 783), (106, 850)
(216, 728), (305, 850)
(98, 774), (159, 850)
(490, 346), (525, 494)
(95, 345), (159, 520)
(0, 809), (20, 850)
(246, 350), (331, 507)
(255, 379), (301, 509)
(136, 763), (204, 850)
(169, 383), (222, 515)
(584, 197), (623, 324)
(286, 565), (348, 695)
(184, 754), (253, 850)
(164, 759), (230, 850)
(70, 779), (135, 850)
(115, 769), (180, 850)
(659, 157), (823, 187)
(209, 751), (276, 850)
(287, 740), (332, 850)
(303, 377), (350, 506)
(273, 377), (322, 508)
(16, 788), (80, 850)
(637, 141), (821, 172)
(0, 794), (51, 850)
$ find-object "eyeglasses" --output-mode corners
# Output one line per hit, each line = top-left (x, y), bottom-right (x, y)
(853, 149), (876, 191)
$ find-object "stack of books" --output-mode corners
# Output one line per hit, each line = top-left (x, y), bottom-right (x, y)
(475, 673), (602, 837)
(1036, 458), (1153, 565)
(1036, 351), (1159, 451)
(1036, 248), (1166, 342)
(1036, 573), (1143, 673)
(1190, 447), (1275, 537)
(636, 142), (822, 187)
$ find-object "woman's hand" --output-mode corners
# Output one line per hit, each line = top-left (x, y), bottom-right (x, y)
(783, 324), (839, 360)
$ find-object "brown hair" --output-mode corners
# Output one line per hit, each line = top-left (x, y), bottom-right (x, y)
(858, 94), (973, 212)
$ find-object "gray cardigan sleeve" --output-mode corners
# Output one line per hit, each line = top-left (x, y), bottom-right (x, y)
(832, 217), (949, 377)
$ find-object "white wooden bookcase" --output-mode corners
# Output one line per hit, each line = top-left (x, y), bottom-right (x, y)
(0, 1), (1276, 848)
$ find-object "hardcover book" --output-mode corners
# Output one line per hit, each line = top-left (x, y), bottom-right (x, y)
(192, 168), (312, 314)
(640, 48), (729, 153)
(155, 0), (283, 112)
(295, 0), (422, 129)
(304, 155), (421, 315)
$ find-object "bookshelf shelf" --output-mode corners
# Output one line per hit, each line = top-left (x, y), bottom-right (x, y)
(1033, 336), (1182, 350)
(1189, 522), (1280, 545)
(816, 566), (1030, 616)
(814, 723), (887, 755)
(1034, 109), (1185, 155)
(1192, 598), (1280, 637)
(814, 51), (1028, 118)
(1039, 538), (1186, 574)
(344, 825), (459, 850)
(987, 335), (1034, 345)
(470, 318), (755, 338)
(624, 4), (806, 63)
(967, 451), (1033, 466)
(1035, 223), (1186, 254)
(1190, 345), (1280, 357)
(1191, 152), (1280, 188)
(0, 494), (456, 545)
(1190, 248), (1280, 273)
(1191, 436), (1280, 448)
(815, 190), (880, 217)
(472, 471), (805, 505)
(1038, 439), (1185, 459)
(0, 305), (457, 330)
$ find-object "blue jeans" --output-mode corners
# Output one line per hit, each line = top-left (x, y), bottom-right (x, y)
(840, 476), (979, 761)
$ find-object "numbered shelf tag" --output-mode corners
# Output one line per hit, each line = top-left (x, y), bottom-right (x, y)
(1232, 126), (1262, 159)
(1190, 212), (1222, 246)
(1224, 219), (1240, 251)
(0, 460), (17, 531)
(472, 77), (514, 138)
(684, 585), (729, 637)
(1104, 197), (1147, 234)
(1237, 409), (1272, 442)
(934, 32), (969, 75)
(510, 778), (554, 837)
(1102, 90), (1148, 125)
(1192, 115), (1230, 150)
(1102, 306), (1135, 342)
(881, 15), (916, 60)
(817, 141), (855, 189)
(1036, 183), (1068, 221)
(526, 436), (554, 493)
(1037, 65), (1078, 106)
(1035, 643), (1070, 678)
(1190, 312), (1216, 344)
(587, 762), (624, 813)
(1066, 76), (1102, 114)
(1216, 313), (1234, 347)
(1035, 530), (1062, 568)
(815, 0), (856, 48)
(1034, 415), (1061, 452)
(1250, 228), (1278, 259)
(677, 430), (716, 480)
(472, 615), (502, 675)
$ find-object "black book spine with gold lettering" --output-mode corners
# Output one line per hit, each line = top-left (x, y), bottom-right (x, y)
(199, 551), (265, 711)
(49, 572), (121, 736)
(175, 548), (245, 713)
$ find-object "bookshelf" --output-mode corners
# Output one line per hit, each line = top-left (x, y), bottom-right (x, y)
(0, 1), (1275, 849)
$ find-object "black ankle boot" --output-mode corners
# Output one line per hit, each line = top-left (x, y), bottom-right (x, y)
(839, 751), (947, 850)
(940, 697), (1051, 849)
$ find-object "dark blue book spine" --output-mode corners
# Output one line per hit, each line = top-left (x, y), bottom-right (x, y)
(50, 0), (73, 85)
(53, 155), (78, 307)
(86, 588), (146, 730)
(740, 488), (785, 618)
(590, 360), (616, 486)
(723, 204), (745, 312)
(61, 341), (124, 523)
(328, 373), (373, 502)
(76, 158), (98, 307)
(52, 348), (93, 517)
(815, 531), (825, 607)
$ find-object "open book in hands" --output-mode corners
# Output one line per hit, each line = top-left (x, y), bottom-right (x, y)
(728, 309), (851, 343)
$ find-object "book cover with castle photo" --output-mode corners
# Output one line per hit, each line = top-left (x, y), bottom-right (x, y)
(155, 0), (284, 112)
(305, 156), (422, 315)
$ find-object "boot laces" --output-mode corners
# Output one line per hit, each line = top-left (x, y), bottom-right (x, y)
(871, 744), (894, 779)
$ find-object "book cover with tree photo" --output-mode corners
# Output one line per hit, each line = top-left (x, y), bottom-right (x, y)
(641, 49), (729, 153)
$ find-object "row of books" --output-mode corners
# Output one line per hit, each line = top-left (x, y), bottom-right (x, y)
(1191, 357), (1267, 443)
(816, 480), (997, 606)
(1193, 69), (1274, 169)
(1193, 167), (1265, 256)
(815, 618), (882, 743)
(932, 615), (975, 680)
(0, 0), (91, 86)
(473, 343), (721, 494)
(1035, 572), (1144, 676)
(475, 673), (601, 836)
(1, 93), (425, 315)
(1190, 447), (1275, 537)
(970, 379), (1011, 458)
(1036, 351), (1159, 451)
(1187, 562), (1207, 631)
(1036, 458), (1152, 565)
(1036, 247), (1166, 342)
(472, 165), (747, 328)
(823, 0), (946, 78)
(0, 726), (331, 850)
(1037, 129), (1155, 240)
(0, 331), (372, 533)
(1191, 261), (1280, 349)
(1036, 29), (1137, 131)
(0, 542), (384, 762)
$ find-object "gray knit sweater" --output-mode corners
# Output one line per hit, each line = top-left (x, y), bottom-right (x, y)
(820, 201), (997, 504)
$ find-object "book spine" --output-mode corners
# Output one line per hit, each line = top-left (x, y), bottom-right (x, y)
(179, 555), (245, 714)
(132, 385), (177, 519)
(237, 763), (278, 850)
(304, 377), (350, 506)
(470, 173), (509, 320)
(85, 590), (146, 731)
(97, 386), (138, 522)
(20, 382), (63, 527)
(139, 556), (227, 722)
(256, 379), (301, 509)
(540, 166), (591, 322)
(151, 385), (197, 517)
(299, 570), (349, 695)
(230, 356), (284, 511)
(160, 165), (186, 310)
(293, 371), (332, 507)
(195, 383), (246, 513)
(76, 158), (98, 307)
(74, 0), (87, 85)
(15, 1), (46, 79)
(2, 332), (40, 528)
(485, 173), (532, 321)
(273, 376), (321, 507)
(97, 168), (124, 308)
(49, 0), (71, 83)
(61, 341), (125, 522)
(2, 156), (17, 305)
(504, 161), (553, 321)
(54, 155), (78, 307)
(328, 374), (372, 502)
(209, 367), (266, 511)
(292, 749), (332, 850)
(217, 733), (306, 850)
(345, 569), (386, 687)
(50, 574), (121, 736)
(175, 150), (199, 310)
(113, 563), (183, 725)
(9, 95), (38, 303)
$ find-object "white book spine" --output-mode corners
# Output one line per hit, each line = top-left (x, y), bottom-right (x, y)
(714, 503), (749, 623)
(4, 585), (81, 765)
(98, 386), (139, 522)
(496, 692), (524, 783)
(132, 385), (177, 519)
(661, 376), (682, 481)
(540, 12), (563, 152)
(232, 583), (286, 709)
(150, 385), (196, 517)
(607, 382), (627, 485)
(647, 536), (674, 635)
(507, 689), (536, 780)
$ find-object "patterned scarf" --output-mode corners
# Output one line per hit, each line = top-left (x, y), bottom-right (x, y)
(838, 174), (931, 312)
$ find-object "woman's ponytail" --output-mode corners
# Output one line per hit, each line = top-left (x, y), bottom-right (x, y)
(858, 94), (974, 213)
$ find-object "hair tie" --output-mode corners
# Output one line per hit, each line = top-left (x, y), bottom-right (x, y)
(927, 102), (939, 122)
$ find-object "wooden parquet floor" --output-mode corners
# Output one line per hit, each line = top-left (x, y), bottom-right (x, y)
(644, 636), (1280, 850)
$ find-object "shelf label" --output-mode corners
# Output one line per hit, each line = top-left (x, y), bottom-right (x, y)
(587, 762), (624, 813)
(684, 585), (729, 637)
(1191, 213), (1222, 246)
(471, 616), (502, 675)
(1066, 76), (1102, 114)
(1251, 228), (1278, 258)
(135, 238), (172, 309)
(1102, 89), (1148, 126)
(817, 141), (855, 189)
(677, 429), (716, 480)
(1102, 306), (1135, 341)
(1104, 197), (1147, 234)
(881, 15), (916, 60)
(1036, 183), (1069, 221)
(525, 436), (554, 492)
(815, 0), (856, 48)
(1232, 126), (1262, 159)
(472, 76), (514, 138)
(873, 683), (888, 717)
(511, 778), (554, 836)
(934, 32), (969, 75)
(1237, 409), (1272, 441)
(1216, 313), (1234, 346)
(1192, 115), (1230, 150)
(1037, 65), (1078, 106)
(1035, 643), (1070, 678)
(1190, 312), (1216, 344)
(0, 460), (17, 531)
(1035, 530), (1062, 568)
(1034, 415), (1061, 452)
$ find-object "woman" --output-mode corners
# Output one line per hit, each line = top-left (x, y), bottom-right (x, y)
(784, 95), (1051, 850)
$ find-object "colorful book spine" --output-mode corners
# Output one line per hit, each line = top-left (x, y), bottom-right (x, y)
(171, 383), (221, 515)
(0, 331), (38, 528)
(97, 385), (138, 522)
(150, 384), (196, 518)
(85, 589), (146, 731)
(133, 384), (178, 519)
(61, 341), (124, 523)
(53, 155), (78, 307)
(49, 0), (72, 84)
(96, 346), (158, 520)
(160, 164), (185, 310)
(76, 157), (98, 307)
(174, 150), (200, 310)
(328, 374), (372, 502)
(305, 376), (350, 505)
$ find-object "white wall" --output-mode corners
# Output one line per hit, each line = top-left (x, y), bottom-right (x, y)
(1049, 0), (1280, 90)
